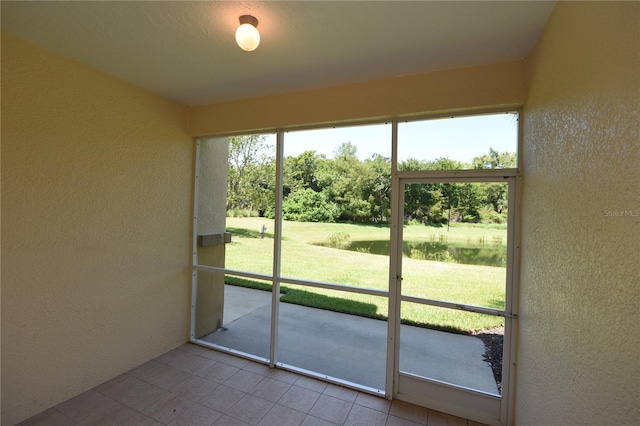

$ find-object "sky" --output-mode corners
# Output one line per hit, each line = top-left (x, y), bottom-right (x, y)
(262, 112), (519, 164)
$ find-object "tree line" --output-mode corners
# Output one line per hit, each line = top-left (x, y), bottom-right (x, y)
(227, 135), (516, 225)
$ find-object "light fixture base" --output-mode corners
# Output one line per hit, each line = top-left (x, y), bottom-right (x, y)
(239, 15), (258, 28)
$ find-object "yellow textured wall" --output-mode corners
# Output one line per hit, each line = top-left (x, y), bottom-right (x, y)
(1, 33), (193, 425)
(189, 60), (527, 136)
(519, 2), (639, 425)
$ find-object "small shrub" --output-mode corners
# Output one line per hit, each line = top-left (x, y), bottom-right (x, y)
(427, 250), (457, 263)
(327, 232), (350, 249)
(229, 208), (255, 218)
(282, 189), (340, 222)
(263, 207), (275, 219)
(478, 208), (507, 224)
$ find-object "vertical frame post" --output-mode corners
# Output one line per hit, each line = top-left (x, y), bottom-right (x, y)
(269, 130), (285, 367)
(190, 139), (202, 341)
(502, 110), (523, 425)
(387, 120), (401, 398)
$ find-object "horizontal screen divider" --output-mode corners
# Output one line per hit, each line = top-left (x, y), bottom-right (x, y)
(193, 264), (389, 298)
(279, 276), (388, 297)
(396, 169), (518, 181)
(194, 265), (272, 282)
(400, 294), (516, 318)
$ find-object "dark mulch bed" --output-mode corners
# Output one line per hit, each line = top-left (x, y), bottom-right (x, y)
(474, 326), (504, 393)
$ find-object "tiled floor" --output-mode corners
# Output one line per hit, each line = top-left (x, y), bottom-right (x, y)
(19, 343), (486, 426)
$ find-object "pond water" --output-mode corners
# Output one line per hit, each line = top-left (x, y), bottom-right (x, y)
(342, 240), (506, 267)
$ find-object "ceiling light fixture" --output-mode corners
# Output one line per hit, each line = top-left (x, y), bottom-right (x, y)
(235, 15), (260, 52)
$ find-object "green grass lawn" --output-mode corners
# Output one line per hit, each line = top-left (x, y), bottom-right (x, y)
(225, 217), (506, 333)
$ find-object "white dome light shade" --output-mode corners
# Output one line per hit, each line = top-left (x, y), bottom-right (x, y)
(235, 15), (260, 51)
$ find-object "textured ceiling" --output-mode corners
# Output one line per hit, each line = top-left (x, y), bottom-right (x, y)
(1, 1), (555, 106)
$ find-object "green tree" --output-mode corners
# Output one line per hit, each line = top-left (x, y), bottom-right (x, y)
(227, 135), (274, 212)
(472, 148), (516, 169)
(404, 183), (443, 224)
(283, 150), (326, 197)
(361, 154), (391, 222)
(455, 183), (482, 222)
(282, 188), (340, 222)
(400, 159), (441, 223)
(249, 160), (276, 217)
(473, 148), (515, 223)
(323, 142), (371, 221)
(440, 183), (460, 230)
(427, 157), (463, 172)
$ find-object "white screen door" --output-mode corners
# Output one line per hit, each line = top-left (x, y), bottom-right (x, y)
(389, 174), (518, 426)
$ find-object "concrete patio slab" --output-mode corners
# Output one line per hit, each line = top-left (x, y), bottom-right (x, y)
(223, 285), (272, 324)
(203, 285), (498, 395)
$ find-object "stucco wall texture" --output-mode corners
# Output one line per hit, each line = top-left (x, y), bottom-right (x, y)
(518, 2), (639, 425)
(189, 60), (527, 137)
(1, 33), (193, 425)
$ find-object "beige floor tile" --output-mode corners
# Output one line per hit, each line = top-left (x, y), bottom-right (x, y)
(172, 375), (220, 401)
(184, 346), (234, 363)
(142, 393), (195, 424)
(242, 361), (273, 376)
(19, 347), (484, 426)
(120, 413), (165, 426)
(344, 403), (389, 426)
(199, 384), (247, 413)
(257, 404), (306, 426)
(179, 344), (221, 359)
(147, 364), (194, 391)
(294, 376), (328, 393)
(250, 377), (292, 403)
(278, 385), (321, 414)
(93, 373), (136, 394)
(323, 383), (359, 402)
(156, 348), (197, 367)
(226, 394), (274, 425)
(118, 382), (170, 411)
(199, 362), (241, 383)
(55, 390), (114, 421)
(224, 369), (265, 392)
(308, 394), (353, 425)
(389, 400), (429, 425)
(80, 400), (138, 425)
(213, 414), (251, 425)
(17, 408), (79, 426)
(94, 374), (146, 400)
(386, 414), (422, 426)
(178, 343), (200, 351)
(467, 420), (489, 426)
(354, 392), (391, 413)
(218, 354), (252, 369)
(428, 410), (468, 426)
(180, 355), (218, 375)
(128, 360), (168, 382)
(167, 403), (223, 426)
(267, 369), (300, 384)
(300, 414), (338, 426)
